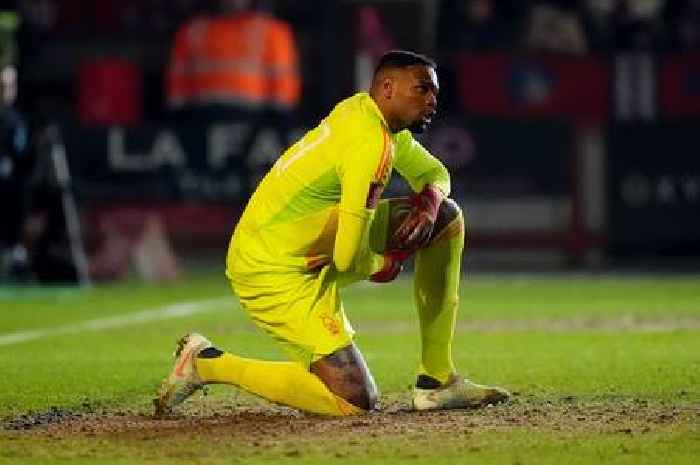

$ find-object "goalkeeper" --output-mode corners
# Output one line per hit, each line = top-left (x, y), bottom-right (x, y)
(155, 50), (509, 416)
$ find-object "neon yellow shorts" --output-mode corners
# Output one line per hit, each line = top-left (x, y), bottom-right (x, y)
(227, 198), (410, 367)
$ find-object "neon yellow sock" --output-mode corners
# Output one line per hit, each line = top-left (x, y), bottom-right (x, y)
(195, 353), (362, 416)
(413, 215), (465, 384)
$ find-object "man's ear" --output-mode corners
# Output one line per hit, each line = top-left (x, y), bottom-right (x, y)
(382, 76), (394, 100)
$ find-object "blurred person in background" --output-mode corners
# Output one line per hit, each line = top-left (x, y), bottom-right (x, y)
(165, 0), (301, 123)
(523, 1), (589, 54)
(436, 0), (527, 113)
(581, 0), (619, 49)
(581, 0), (666, 50)
(437, 0), (525, 51)
(354, 5), (394, 92)
(0, 62), (32, 281)
(154, 51), (510, 417)
(609, 0), (665, 50)
(663, 0), (700, 50)
(0, 9), (33, 282)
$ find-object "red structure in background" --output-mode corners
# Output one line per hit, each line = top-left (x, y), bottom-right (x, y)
(454, 52), (611, 122)
(82, 202), (239, 253)
(660, 54), (700, 118)
(78, 58), (142, 126)
(453, 52), (612, 263)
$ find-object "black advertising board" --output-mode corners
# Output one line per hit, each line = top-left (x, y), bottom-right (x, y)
(608, 122), (700, 257)
(61, 121), (293, 202)
(418, 116), (572, 199)
(63, 117), (572, 204)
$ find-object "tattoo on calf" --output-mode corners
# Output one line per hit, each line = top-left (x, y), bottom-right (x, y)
(310, 346), (378, 410)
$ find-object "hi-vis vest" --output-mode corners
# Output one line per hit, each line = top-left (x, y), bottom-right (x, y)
(166, 12), (301, 111)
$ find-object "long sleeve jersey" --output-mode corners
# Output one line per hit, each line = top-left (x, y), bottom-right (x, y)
(227, 92), (449, 277)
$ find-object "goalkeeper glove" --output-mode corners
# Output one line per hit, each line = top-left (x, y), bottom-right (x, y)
(369, 249), (411, 283)
(391, 184), (443, 251)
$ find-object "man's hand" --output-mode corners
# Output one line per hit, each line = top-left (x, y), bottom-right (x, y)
(369, 250), (411, 283)
(391, 184), (443, 251)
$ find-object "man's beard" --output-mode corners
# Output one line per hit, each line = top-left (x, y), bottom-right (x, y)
(407, 120), (428, 134)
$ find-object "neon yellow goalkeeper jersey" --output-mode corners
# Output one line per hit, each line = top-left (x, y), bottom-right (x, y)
(227, 92), (450, 275)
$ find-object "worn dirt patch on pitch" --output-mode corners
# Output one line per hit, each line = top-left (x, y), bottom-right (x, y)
(3, 394), (697, 440)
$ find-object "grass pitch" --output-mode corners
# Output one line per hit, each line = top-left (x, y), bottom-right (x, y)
(1, 271), (698, 464)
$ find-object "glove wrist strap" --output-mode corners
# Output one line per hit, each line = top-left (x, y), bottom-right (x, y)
(414, 184), (443, 220)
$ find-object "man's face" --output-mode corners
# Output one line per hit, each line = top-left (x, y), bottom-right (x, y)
(391, 65), (439, 133)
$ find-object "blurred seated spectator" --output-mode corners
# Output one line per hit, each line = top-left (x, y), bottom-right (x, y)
(663, 0), (700, 50)
(354, 5), (394, 92)
(608, 0), (665, 50)
(580, 0), (617, 51)
(523, 2), (589, 54)
(437, 0), (526, 51)
(165, 0), (301, 123)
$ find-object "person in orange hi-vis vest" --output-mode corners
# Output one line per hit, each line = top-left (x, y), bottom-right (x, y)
(166, 0), (301, 118)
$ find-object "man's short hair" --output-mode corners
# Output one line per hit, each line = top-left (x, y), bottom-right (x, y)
(374, 50), (436, 75)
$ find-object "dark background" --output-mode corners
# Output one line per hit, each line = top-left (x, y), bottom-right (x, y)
(3, 0), (700, 275)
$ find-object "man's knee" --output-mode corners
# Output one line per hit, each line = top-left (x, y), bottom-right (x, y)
(340, 380), (378, 412)
(431, 198), (464, 240)
(310, 345), (379, 412)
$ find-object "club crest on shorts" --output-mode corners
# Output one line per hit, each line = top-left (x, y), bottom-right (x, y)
(321, 315), (341, 336)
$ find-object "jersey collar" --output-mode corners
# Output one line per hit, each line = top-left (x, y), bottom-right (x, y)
(360, 92), (390, 130)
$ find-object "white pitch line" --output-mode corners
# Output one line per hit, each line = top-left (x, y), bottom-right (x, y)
(0, 297), (233, 347)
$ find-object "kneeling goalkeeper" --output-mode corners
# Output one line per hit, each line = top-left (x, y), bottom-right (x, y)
(155, 50), (509, 416)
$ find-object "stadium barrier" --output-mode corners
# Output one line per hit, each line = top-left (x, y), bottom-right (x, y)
(607, 122), (700, 258)
(60, 117), (601, 267)
(61, 117), (700, 266)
